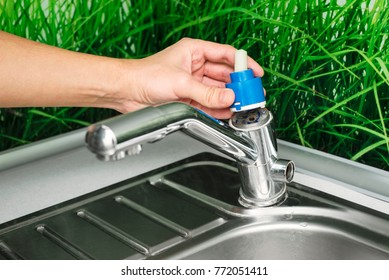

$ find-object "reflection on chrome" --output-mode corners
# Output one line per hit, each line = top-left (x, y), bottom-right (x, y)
(86, 102), (295, 207)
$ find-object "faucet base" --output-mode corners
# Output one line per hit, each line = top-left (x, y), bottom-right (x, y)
(238, 183), (288, 208)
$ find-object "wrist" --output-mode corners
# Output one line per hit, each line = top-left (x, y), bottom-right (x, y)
(81, 57), (124, 111)
(98, 58), (140, 113)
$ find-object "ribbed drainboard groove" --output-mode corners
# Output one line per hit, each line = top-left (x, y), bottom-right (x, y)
(114, 195), (190, 238)
(36, 225), (93, 260)
(0, 241), (23, 260)
(76, 210), (149, 255)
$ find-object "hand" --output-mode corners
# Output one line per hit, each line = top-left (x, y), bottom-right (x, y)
(117, 38), (264, 119)
(0, 32), (264, 119)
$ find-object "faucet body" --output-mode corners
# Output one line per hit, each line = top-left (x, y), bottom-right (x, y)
(86, 102), (294, 207)
(229, 108), (294, 207)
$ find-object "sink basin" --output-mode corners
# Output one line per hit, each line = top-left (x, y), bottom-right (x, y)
(183, 220), (389, 259)
(157, 205), (389, 260)
(0, 153), (388, 260)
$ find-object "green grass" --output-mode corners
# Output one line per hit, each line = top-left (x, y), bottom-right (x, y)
(0, 0), (388, 171)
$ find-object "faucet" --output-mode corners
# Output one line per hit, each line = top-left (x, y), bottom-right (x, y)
(85, 102), (295, 207)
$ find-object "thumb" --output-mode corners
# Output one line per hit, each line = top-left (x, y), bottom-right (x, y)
(180, 79), (235, 109)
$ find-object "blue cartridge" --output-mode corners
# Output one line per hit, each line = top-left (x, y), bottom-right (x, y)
(226, 68), (266, 112)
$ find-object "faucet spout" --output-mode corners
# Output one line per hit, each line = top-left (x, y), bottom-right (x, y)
(85, 102), (295, 207)
(86, 103), (257, 164)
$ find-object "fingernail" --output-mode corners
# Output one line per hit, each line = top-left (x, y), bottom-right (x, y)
(220, 89), (235, 106)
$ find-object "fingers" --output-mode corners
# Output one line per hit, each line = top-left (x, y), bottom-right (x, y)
(200, 76), (226, 88)
(194, 58), (263, 86)
(247, 56), (265, 77)
(201, 86), (235, 109)
(185, 38), (264, 77)
(183, 38), (236, 66)
(197, 61), (233, 83)
(174, 39), (266, 114)
(176, 76), (235, 109)
(145, 38), (265, 119)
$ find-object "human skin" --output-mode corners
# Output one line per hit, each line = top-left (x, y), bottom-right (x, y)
(0, 31), (264, 119)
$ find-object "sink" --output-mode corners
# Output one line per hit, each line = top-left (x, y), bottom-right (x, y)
(1, 153), (388, 260)
(157, 200), (389, 260)
(179, 220), (389, 259)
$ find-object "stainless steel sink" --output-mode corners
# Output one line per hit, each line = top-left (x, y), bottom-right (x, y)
(1, 152), (388, 260)
(163, 217), (389, 259)
(157, 200), (389, 260)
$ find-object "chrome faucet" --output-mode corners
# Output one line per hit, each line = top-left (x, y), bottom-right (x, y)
(85, 102), (295, 207)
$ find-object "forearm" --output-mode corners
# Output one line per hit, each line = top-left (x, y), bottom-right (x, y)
(0, 31), (127, 110)
(0, 33), (263, 118)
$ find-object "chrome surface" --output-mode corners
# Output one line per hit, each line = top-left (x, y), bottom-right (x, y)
(86, 103), (257, 164)
(231, 108), (294, 207)
(0, 154), (388, 260)
(85, 103), (295, 207)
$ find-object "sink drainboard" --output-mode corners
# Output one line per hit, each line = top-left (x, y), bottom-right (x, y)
(0, 155), (231, 260)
